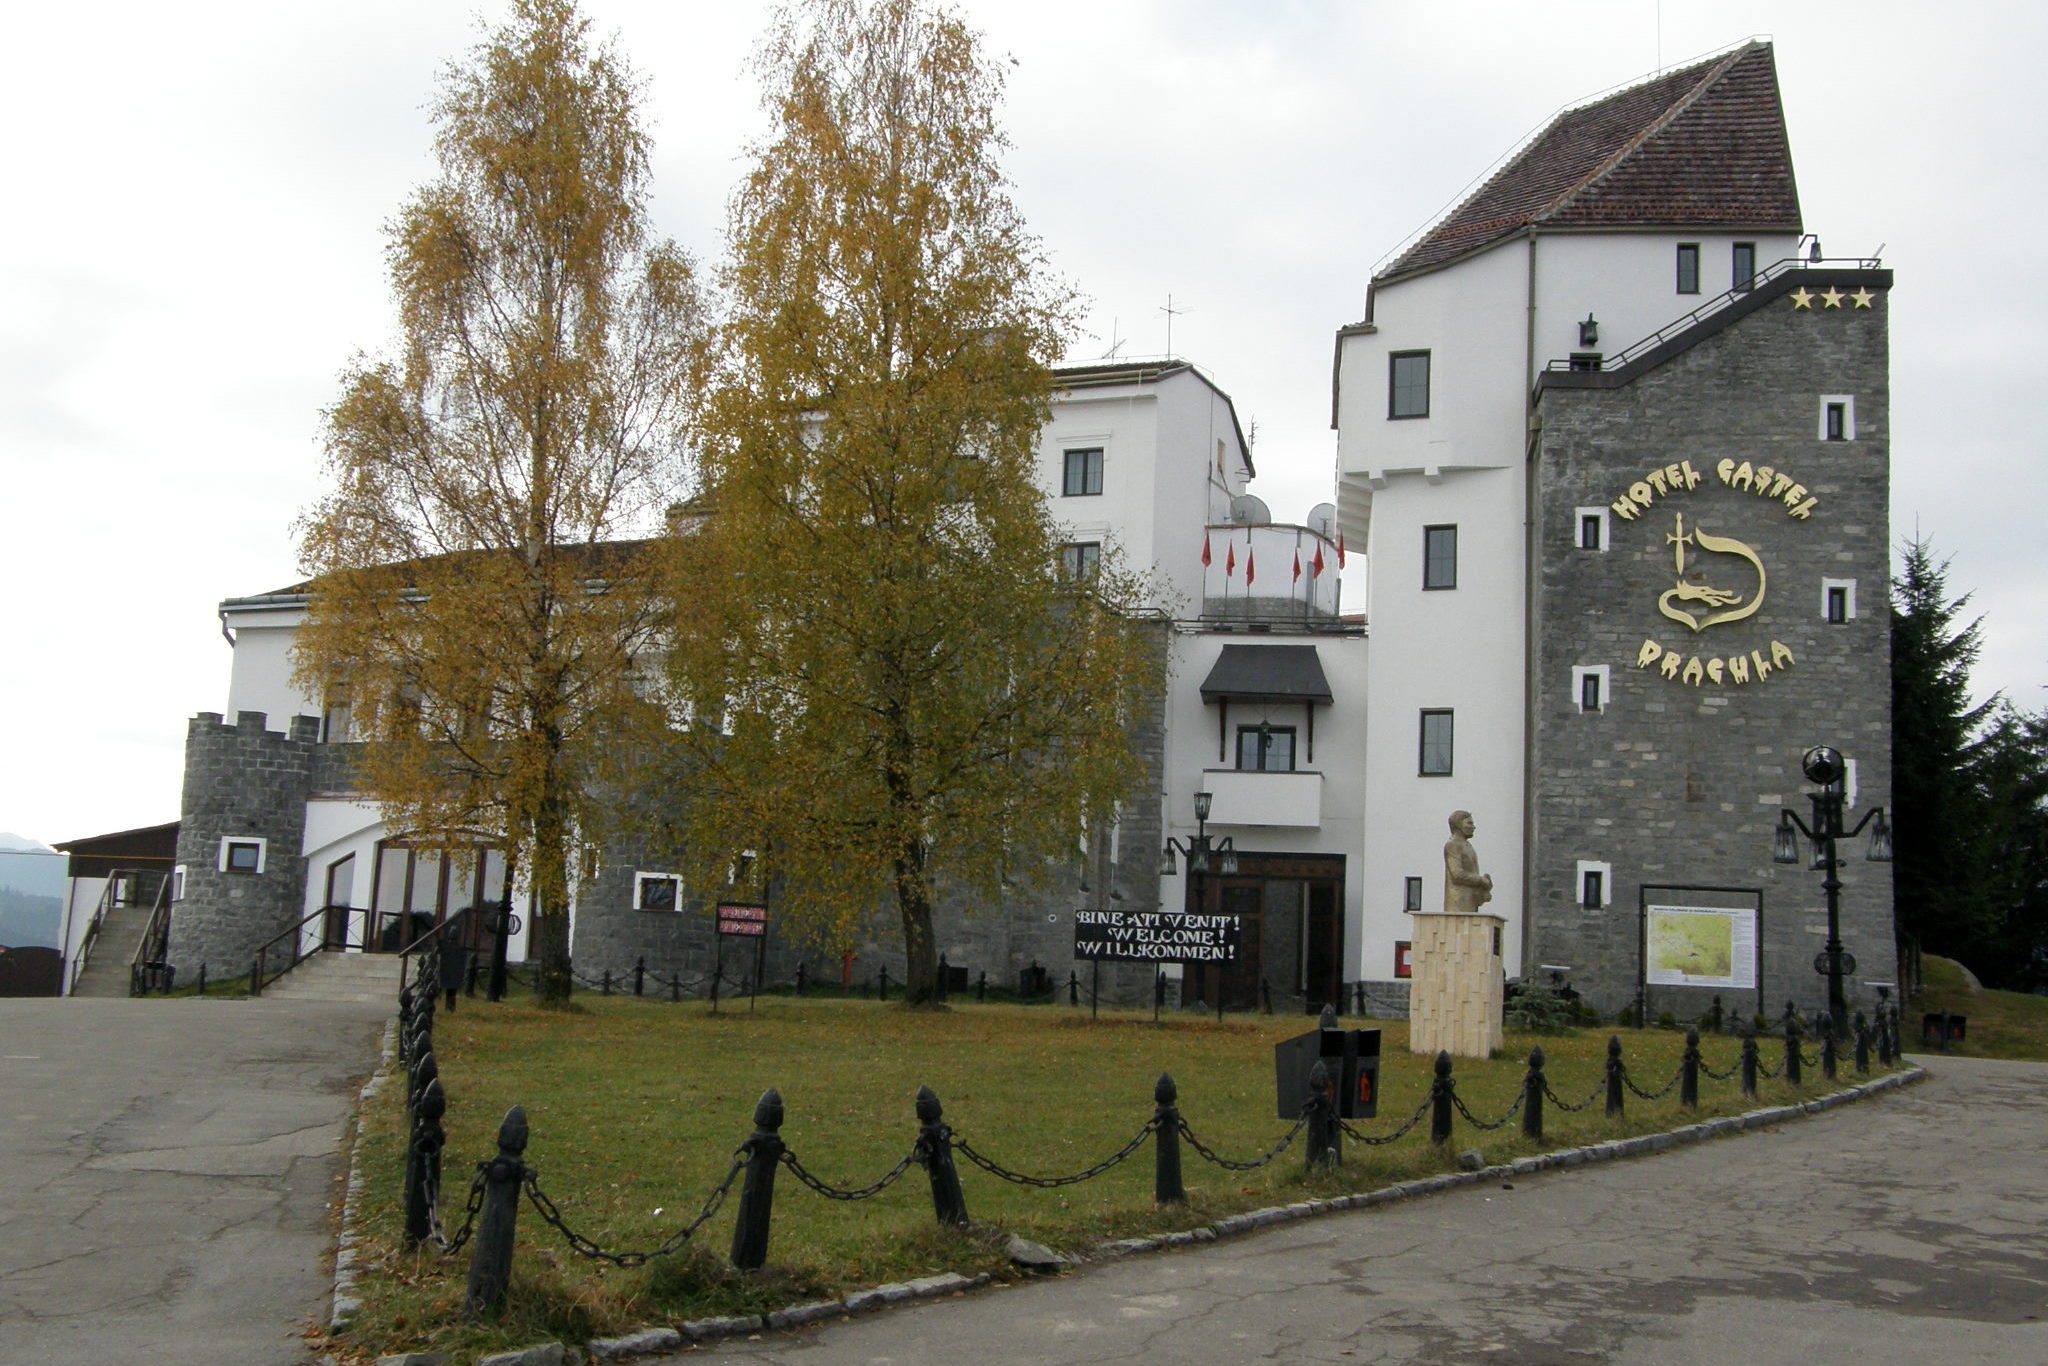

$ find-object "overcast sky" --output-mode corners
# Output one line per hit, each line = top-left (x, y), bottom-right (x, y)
(2, 1), (2040, 846)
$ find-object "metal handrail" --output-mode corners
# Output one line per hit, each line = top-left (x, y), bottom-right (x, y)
(248, 903), (411, 996)
(68, 879), (116, 994)
(1541, 255), (1886, 375)
(126, 875), (175, 996)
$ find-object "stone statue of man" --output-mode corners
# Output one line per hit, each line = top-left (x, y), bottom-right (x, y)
(1443, 810), (1493, 914)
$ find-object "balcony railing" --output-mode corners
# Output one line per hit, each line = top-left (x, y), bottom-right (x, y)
(1201, 769), (1324, 828)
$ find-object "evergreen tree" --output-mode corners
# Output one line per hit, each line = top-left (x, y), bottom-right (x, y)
(1890, 537), (1998, 967)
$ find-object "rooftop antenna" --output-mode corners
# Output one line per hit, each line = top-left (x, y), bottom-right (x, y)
(1159, 293), (1188, 358)
(1104, 316), (1125, 360)
(1245, 418), (1259, 451)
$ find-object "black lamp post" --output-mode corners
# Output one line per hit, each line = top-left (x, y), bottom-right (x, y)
(1773, 745), (1893, 1031)
(1159, 790), (1237, 884)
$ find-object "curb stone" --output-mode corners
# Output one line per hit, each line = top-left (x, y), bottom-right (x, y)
(475, 1344), (564, 1366)
(333, 1015), (399, 1331)
(589, 1328), (682, 1359)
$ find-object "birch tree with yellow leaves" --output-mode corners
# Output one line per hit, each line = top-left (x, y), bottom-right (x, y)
(656, 0), (1156, 1007)
(293, 0), (706, 1004)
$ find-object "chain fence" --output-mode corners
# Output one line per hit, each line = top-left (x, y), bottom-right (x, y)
(1451, 1087), (1526, 1131)
(780, 1145), (924, 1202)
(953, 1120), (1160, 1189)
(1177, 1114), (1308, 1171)
(1337, 1093), (1435, 1146)
(1621, 1060), (1685, 1102)
(520, 1151), (747, 1268)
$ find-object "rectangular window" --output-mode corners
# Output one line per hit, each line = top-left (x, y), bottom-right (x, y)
(1419, 709), (1454, 776)
(1059, 541), (1101, 580)
(1403, 876), (1423, 913)
(1581, 672), (1602, 713)
(1394, 941), (1413, 979)
(170, 864), (186, 902)
(1732, 242), (1757, 291)
(1235, 725), (1296, 772)
(1818, 395), (1856, 441)
(1581, 869), (1605, 910)
(1580, 513), (1602, 549)
(634, 872), (682, 912)
(1062, 447), (1103, 496)
(1422, 524), (1458, 590)
(1572, 664), (1610, 715)
(1389, 350), (1431, 419)
(1826, 585), (1850, 623)
(219, 837), (266, 875)
(1676, 242), (1700, 294)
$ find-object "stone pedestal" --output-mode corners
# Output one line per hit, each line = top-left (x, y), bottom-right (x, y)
(1408, 912), (1505, 1057)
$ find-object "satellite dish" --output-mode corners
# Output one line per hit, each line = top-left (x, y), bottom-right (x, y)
(1307, 503), (1338, 540)
(1229, 494), (1271, 526)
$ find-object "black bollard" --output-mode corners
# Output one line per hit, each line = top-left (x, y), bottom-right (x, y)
(938, 955), (949, 1003)
(1709, 994), (1723, 1033)
(976, 970), (987, 1003)
(1605, 1035), (1625, 1118)
(1430, 1051), (1454, 1145)
(1740, 1026), (1759, 1099)
(634, 956), (645, 997)
(466, 956), (480, 997)
(670, 973), (681, 1003)
(601, 969), (612, 997)
(403, 1075), (446, 1248)
(1820, 1014), (1837, 1080)
(1069, 970), (1079, 1007)
(729, 1089), (786, 1271)
(915, 1086), (969, 1228)
(197, 963), (207, 996)
(1153, 1073), (1184, 1205)
(1523, 1046), (1545, 1141)
(796, 961), (807, 997)
(1154, 968), (1166, 1023)
(464, 1106), (527, 1317)
(1304, 1059), (1341, 1169)
(1681, 1027), (1700, 1109)
(249, 954), (262, 998)
(1785, 1014), (1803, 1087)
(879, 966), (889, 1002)
(1261, 980), (1273, 1015)
(1854, 1013), (1871, 1074)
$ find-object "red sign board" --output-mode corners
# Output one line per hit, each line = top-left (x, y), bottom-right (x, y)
(717, 903), (768, 937)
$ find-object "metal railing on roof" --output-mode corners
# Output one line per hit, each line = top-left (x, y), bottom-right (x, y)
(1541, 255), (1884, 376)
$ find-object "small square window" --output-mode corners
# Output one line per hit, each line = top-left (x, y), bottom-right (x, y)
(1575, 506), (1608, 552)
(1572, 665), (1609, 714)
(1676, 243), (1700, 294)
(1062, 447), (1103, 497)
(1818, 395), (1856, 441)
(219, 837), (266, 875)
(1581, 869), (1605, 910)
(1059, 542), (1101, 580)
(1732, 242), (1757, 291)
(1389, 351), (1430, 419)
(1422, 525), (1457, 590)
(634, 872), (682, 912)
(1402, 877), (1423, 913)
(1419, 709), (1454, 776)
(1394, 941), (1413, 979)
(1235, 725), (1296, 773)
(1822, 578), (1858, 623)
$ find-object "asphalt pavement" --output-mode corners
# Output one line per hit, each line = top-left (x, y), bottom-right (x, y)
(673, 1054), (2048, 1366)
(0, 996), (388, 1366)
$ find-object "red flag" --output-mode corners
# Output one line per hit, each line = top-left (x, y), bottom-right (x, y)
(1312, 542), (1326, 576)
(1226, 541), (1236, 578)
(1337, 532), (1347, 569)
(1246, 546), (1256, 586)
(1201, 531), (1212, 567)
(1292, 547), (1302, 583)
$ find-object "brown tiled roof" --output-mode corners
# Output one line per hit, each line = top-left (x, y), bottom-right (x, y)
(1379, 42), (1801, 282)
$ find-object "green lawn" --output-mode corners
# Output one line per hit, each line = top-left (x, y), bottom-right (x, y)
(1911, 954), (2048, 1060)
(323, 994), (1901, 1362)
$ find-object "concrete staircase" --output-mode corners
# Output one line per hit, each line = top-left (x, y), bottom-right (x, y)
(67, 903), (161, 998)
(257, 950), (406, 1006)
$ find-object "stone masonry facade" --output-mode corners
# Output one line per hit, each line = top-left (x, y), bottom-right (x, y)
(1527, 268), (1895, 1020)
(168, 711), (347, 980)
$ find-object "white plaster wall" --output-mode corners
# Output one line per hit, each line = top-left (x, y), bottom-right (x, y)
(221, 605), (319, 725)
(1041, 390), (1162, 605)
(1534, 232), (1803, 368)
(1159, 628), (1369, 978)
(1356, 466), (1527, 981)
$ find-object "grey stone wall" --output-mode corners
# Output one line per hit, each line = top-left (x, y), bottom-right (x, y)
(168, 711), (320, 980)
(1527, 272), (1894, 1020)
(571, 621), (1172, 1006)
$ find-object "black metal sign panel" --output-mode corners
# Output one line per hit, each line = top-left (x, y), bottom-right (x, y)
(1072, 910), (1241, 963)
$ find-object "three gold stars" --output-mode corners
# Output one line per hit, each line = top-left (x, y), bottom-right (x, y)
(1791, 284), (1878, 311)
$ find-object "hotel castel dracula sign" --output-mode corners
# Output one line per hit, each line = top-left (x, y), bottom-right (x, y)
(1609, 456), (1818, 690)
